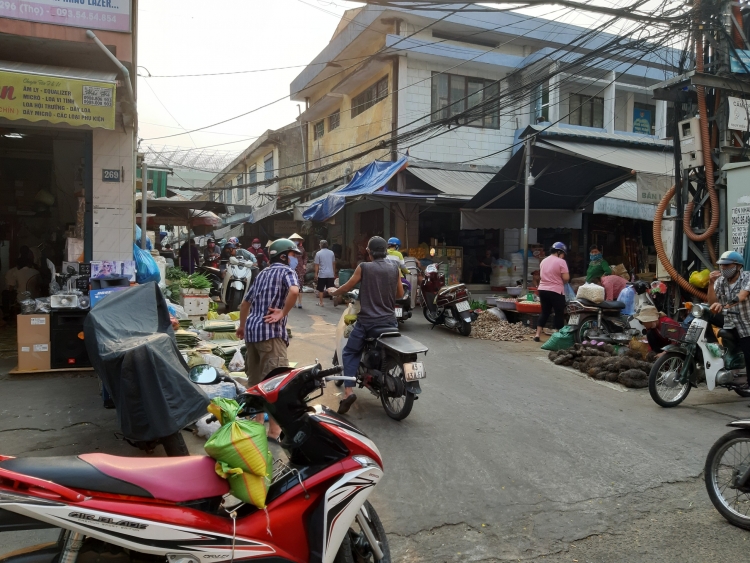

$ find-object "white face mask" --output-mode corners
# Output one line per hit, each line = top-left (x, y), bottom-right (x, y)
(252, 243), (260, 249)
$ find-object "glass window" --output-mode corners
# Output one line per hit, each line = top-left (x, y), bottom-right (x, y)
(329, 110), (340, 131)
(431, 73), (449, 120)
(569, 94), (604, 128)
(450, 75), (466, 117)
(264, 153), (274, 181)
(430, 72), (499, 129)
(314, 120), (324, 140)
(249, 166), (257, 186)
(226, 187), (232, 205)
(352, 76), (389, 118)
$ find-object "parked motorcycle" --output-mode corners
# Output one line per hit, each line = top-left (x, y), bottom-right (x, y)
(648, 302), (750, 407)
(0, 362), (390, 563)
(420, 262), (476, 336)
(704, 418), (750, 530)
(333, 291), (428, 421)
(395, 279), (412, 323)
(221, 256), (257, 312)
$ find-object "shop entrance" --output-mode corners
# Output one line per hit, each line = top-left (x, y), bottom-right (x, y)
(1, 126), (91, 319)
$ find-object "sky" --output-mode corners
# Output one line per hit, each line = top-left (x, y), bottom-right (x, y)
(136, 0), (363, 161)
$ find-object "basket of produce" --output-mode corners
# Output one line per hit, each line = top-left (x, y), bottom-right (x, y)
(494, 297), (517, 311)
(516, 300), (542, 314)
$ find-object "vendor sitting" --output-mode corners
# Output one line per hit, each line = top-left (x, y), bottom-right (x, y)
(586, 245), (612, 283)
(590, 273), (627, 301)
(633, 305), (670, 355)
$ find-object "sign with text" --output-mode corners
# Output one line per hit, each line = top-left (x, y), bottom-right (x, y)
(633, 108), (652, 134)
(728, 97), (750, 132)
(731, 206), (750, 254)
(0, 0), (131, 33)
(0, 69), (116, 129)
(636, 172), (672, 204)
(273, 220), (298, 236)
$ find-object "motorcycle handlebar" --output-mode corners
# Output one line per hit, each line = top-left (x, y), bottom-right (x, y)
(315, 365), (344, 379)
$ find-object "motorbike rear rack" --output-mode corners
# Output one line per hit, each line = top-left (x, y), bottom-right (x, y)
(0, 466), (86, 503)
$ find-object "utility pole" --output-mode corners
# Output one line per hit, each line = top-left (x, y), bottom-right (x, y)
(522, 135), (533, 290)
(141, 160), (148, 250)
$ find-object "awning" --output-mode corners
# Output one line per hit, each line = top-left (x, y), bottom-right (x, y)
(460, 209), (583, 230)
(249, 199), (277, 223)
(303, 157), (408, 222)
(407, 168), (495, 199)
(142, 199), (253, 214)
(591, 181), (657, 221)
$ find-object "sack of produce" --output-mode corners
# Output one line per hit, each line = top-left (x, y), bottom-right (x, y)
(204, 398), (271, 507)
(576, 283), (605, 303)
(611, 263), (629, 280)
(689, 269), (710, 289)
(541, 326), (576, 351)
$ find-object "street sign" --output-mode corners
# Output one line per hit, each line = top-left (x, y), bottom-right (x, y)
(731, 206), (750, 254)
(728, 97), (750, 131)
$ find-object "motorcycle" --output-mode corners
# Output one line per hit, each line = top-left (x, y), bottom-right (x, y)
(395, 279), (412, 323)
(648, 302), (750, 407)
(196, 264), (222, 300)
(333, 291), (428, 421)
(221, 256), (257, 313)
(704, 418), (750, 530)
(0, 362), (390, 563)
(420, 262), (476, 336)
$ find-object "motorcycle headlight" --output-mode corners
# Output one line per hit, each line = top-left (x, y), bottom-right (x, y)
(260, 374), (287, 393)
(353, 455), (380, 469)
(692, 304), (703, 318)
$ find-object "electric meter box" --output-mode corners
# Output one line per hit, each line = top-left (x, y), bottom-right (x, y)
(678, 117), (704, 169)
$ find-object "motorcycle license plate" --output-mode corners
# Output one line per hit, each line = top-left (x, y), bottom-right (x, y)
(568, 314), (580, 325)
(456, 300), (470, 312)
(395, 307), (403, 318)
(404, 362), (426, 381)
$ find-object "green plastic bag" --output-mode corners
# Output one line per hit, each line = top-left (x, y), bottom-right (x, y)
(541, 325), (576, 351)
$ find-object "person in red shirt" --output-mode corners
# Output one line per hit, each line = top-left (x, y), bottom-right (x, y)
(248, 237), (269, 269)
(591, 274), (627, 301)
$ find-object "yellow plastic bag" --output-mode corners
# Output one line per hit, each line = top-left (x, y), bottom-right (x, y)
(689, 269), (710, 289)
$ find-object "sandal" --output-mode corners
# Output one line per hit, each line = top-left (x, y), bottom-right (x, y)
(533, 336), (540, 342)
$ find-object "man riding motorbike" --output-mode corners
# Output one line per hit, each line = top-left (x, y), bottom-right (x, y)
(229, 236), (257, 266)
(385, 237), (409, 277)
(203, 238), (220, 267)
(328, 236), (404, 414)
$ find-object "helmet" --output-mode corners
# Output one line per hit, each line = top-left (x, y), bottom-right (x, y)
(551, 242), (568, 254)
(717, 251), (744, 265)
(268, 238), (301, 262)
(387, 237), (401, 248)
(206, 238), (215, 244)
(228, 237), (240, 247)
(367, 236), (388, 255)
(633, 280), (650, 295)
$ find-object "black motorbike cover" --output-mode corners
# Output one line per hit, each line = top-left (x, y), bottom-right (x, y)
(83, 282), (209, 441)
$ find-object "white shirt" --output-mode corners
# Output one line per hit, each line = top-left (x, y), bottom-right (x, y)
(314, 248), (336, 278)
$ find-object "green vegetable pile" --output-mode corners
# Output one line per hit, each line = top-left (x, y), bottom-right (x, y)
(181, 273), (212, 290)
(166, 267), (187, 281)
(470, 299), (488, 311)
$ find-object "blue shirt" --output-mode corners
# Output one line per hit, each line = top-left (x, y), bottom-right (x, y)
(243, 263), (299, 345)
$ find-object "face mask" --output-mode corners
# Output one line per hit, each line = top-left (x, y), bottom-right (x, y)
(590, 254), (601, 262)
(721, 266), (738, 279)
(253, 243), (260, 249)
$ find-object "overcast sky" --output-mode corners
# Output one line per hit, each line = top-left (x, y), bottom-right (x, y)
(136, 0), (362, 158)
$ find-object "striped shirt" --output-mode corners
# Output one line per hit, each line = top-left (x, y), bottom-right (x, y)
(714, 271), (750, 337)
(243, 263), (299, 344)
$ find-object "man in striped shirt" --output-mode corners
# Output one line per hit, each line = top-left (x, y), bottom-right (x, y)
(237, 238), (300, 442)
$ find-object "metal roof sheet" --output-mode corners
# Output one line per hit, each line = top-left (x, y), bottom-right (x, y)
(537, 139), (674, 176)
(407, 168), (495, 198)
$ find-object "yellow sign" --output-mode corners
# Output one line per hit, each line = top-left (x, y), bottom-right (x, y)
(0, 70), (116, 130)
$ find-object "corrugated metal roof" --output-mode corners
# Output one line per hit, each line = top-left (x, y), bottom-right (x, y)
(599, 181), (637, 202)
(538, 139), (674, 176)
(408, 168), (495, 198)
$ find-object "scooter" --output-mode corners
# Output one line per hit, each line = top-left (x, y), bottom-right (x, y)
(420, 262), (476, 336)
(395, 279), (412, 323)
(704, 418), (750, 530)
(333, 291), (428, 420)
(221, 256), (257, 312)
(0, 363), (390, 563)
(648, 302), (750, 407)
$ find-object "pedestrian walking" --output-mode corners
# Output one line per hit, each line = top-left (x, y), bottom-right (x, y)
(534, 242), (570, 342)
(314, 240), (336, 307)
(236, 238), (301, 442)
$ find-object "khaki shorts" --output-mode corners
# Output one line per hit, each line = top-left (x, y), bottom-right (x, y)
(245, 338), (289, 386)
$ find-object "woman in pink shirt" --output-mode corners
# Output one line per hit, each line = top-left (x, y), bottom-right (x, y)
(534, 242), (570, 342)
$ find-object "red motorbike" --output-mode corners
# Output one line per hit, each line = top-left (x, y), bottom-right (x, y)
(0, 363), (390, 563)
(420, 262), (477, 336)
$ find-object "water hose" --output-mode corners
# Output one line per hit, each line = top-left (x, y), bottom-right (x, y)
(653, 185), (708, 300)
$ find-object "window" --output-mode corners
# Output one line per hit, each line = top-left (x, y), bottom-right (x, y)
(313, 120), (325, 140)
(264, 153), (274, 181)
(226, 187), (233, 205)
(351, 76), (388, 118)
(329, 110), (340, 131)
(248, 166), (257, 195)
(236, 173), (244, 201)
(430, 72), (499, 128)
(568, 94), (604, 128)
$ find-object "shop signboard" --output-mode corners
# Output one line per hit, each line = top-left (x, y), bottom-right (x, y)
(728, 97), (750, 132)
(0, 69), (116, 129)
(274, 220), (298, 236)
(636, 172), (671, 204)
(731, 205), (750, 254)
(0, 0), (131, 33)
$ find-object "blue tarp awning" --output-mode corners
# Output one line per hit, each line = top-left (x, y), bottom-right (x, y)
(303, 157), (408, 221)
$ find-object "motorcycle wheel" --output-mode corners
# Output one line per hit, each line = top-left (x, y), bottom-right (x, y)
(574, 316), (598, 343)
(648, 352), (691, 408)
(422, 306), (439, 325)
(226, 289), (243, 314)
(333, 351), (343, 387)
(734, 387), (750, 398)
(334, 501), (391, 563)
(705, 429), (750, 530)
(458, 320), (471, 337)
(380, 357), (414, 421)
(161, 432), (189, 457)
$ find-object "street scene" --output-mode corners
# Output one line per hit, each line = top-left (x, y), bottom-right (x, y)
(2, 0), (750, 562)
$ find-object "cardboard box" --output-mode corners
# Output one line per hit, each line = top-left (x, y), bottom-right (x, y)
(17, 314), (50, 345)
(18, 342), (51, 372)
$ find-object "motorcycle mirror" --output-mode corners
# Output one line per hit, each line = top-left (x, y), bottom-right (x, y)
(189, 364), (220, 385)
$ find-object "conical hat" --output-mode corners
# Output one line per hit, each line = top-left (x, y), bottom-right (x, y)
(289, 233), (303, 240)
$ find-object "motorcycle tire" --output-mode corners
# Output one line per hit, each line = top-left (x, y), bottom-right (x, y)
(458, 320), (472, 336)
(380, 357), (414, 421)
(422, 305), (439, 325)
(648, 352), (692, 408)
(225, 289), (243, 314)
(334, 501), (391, 563)
(704, 429), (750, 531)
(734, 387), (750, 398)
(573, 315), (598, 343)
(161, 432), (189, 457)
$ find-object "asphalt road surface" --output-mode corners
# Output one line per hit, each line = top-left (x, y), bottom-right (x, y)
(2, 297), (750, 561)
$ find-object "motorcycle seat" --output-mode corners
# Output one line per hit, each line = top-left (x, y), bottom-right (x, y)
(0, 454), (229, 503)
(365, 325), (400, 341)
(578, 298), (626, 310)
(718, 328), (738, 345)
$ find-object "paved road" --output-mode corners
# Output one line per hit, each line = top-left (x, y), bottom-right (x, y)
(2, 297), (750, 560)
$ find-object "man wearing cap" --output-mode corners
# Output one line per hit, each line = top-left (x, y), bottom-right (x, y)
(708, 251), (750, 372)
(633, 306), (670, 355)
(328, 236), (404, 414)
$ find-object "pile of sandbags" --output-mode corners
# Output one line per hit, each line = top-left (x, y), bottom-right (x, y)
(547, 342), (657, 388)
